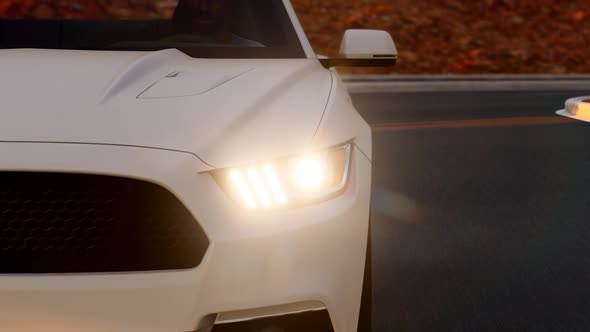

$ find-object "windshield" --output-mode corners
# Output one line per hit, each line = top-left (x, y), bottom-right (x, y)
(0, 0), (306, 58)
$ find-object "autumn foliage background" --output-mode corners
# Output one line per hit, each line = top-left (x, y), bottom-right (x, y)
(0, 0), (589, 74)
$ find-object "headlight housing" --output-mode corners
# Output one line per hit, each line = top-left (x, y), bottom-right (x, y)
(211, 144), (352, 209)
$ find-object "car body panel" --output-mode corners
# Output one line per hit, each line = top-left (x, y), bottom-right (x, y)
(312, 74), (373, 161)
(0, 1), (373, 331)
(0, 142), (371, 332)
(0, 48), (332, 168)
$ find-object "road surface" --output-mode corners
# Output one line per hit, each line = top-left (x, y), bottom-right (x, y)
(352, 88), (590, 332)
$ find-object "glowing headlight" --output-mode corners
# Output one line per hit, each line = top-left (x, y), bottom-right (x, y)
(212, 144), (352, 209)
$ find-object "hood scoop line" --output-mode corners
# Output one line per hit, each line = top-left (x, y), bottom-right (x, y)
(99, 49), (189, 104)
(137, 67), (254, 99)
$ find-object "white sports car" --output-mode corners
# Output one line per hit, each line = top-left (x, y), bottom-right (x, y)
(0, 0), (396, 331)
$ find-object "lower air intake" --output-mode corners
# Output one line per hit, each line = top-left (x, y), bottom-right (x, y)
(0, 172), (208, 273)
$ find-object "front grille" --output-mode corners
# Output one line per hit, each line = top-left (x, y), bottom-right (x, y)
(0, 172), (208, 273)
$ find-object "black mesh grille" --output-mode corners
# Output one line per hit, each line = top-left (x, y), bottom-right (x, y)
(0, 172), (208, 273)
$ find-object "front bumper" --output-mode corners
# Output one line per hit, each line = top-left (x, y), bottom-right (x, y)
(0, 142), (371, 332)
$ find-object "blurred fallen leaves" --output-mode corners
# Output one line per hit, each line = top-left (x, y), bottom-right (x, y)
(0, 0), (589, 74)
(293, 0), (590, 74)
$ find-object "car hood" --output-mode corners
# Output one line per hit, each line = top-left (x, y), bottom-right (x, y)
(0, 48), (332, 167)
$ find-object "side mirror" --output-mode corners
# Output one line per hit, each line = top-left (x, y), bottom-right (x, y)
(320, 29), (398, 68)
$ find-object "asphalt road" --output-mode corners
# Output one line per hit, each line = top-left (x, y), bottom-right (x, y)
(351, 88), (590, 332)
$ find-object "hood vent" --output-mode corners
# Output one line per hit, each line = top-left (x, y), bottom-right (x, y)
(138, 67), (253, 99)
